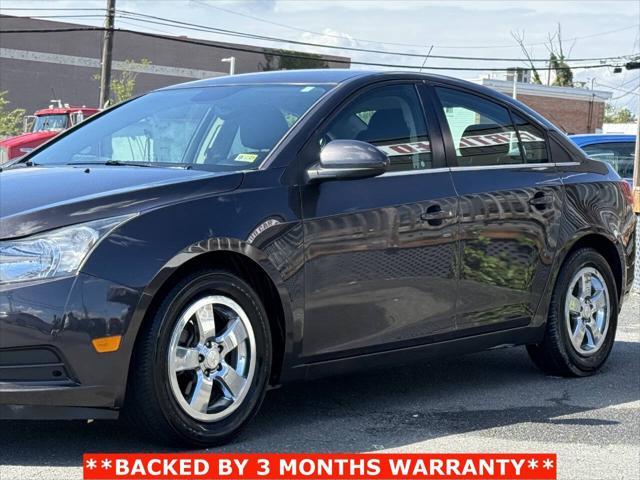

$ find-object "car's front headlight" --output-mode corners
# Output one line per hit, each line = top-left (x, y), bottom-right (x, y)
(0, 215), (133, 285)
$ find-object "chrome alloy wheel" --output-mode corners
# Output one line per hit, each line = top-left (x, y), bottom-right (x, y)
(565, 267), (610, 356)
(168, 295), (256, 421)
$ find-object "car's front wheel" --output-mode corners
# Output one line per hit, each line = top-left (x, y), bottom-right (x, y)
(527, 248), (618, 377)
(126, 269), (272, 447)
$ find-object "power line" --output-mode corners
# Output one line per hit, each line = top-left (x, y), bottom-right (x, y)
(611, 91), (637, 101)
(595, 81), (640, 96)
(114, 10), (637, 63)
(4, 5), (639, 51)
(116, 18), (173, 35)
(7, 9), (637, 64)
(194, 1), (640, 50)
(619, 75), (640, 87)
(3, 10), (637, 63)
(1, 26), (627, 72)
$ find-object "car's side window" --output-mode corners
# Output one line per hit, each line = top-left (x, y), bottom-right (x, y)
(582, 142), (634, 178)
(435, 87), (526, 167)
(512, 113), (549, 163)
(320, 84), (432, 172)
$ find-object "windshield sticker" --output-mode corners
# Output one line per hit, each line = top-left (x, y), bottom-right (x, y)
(235, 153), (259, 162)
(300, 86), (316, 93)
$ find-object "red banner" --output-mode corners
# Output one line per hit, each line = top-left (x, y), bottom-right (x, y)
(83, 453), (557, 480)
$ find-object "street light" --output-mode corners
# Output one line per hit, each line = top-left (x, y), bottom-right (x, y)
(221, 57), (236, 75)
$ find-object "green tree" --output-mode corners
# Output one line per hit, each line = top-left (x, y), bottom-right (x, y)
(0, 91), (26, 137)
(604, 104), (637, 123)
(94, 59), (151, 106)
(262, 49), (330, 71)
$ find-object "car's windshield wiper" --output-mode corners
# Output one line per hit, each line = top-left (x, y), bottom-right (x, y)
(105, 160), (153, 167)
(0, 160), (38, 172)
(67, 160), (153, 167)
(65, 160), (194, 169)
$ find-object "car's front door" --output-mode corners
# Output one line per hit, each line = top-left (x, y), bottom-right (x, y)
(299, 82), (459, 361)
(432, 85), (564, 334)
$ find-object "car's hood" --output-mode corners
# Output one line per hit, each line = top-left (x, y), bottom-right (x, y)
(0, 166), (243, 239)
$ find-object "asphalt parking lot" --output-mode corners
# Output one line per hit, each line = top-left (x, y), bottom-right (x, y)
(1, 294), (638, 480)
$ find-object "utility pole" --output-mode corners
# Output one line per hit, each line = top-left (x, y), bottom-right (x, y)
(626, 60), (640, 213)
(99, 0), (116, 108)
(633, 91), (640, 212)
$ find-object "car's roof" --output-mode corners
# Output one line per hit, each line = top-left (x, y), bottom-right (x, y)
(160, 68), (490, 89)
(569, 134), (636, 146)
(160, 68), (558, 130)
(164, 69), (371, 87)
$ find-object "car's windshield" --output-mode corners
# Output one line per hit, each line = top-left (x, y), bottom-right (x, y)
(582, 141), (635, 178)
(33, 114), (68, 132)
(28, 84), (331, 170)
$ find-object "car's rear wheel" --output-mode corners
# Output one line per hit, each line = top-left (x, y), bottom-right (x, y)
(126, 269), (272, 447)
(527, 248), (618, 377)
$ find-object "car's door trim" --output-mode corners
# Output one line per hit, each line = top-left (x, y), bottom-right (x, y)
(449, 162), (568, 171)
(378, 162), (580, 177)
(380, 167), (450, 176)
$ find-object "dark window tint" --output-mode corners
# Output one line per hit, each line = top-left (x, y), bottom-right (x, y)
(582, 142), (635, 178)
(321, 84), (432, 172)
(549, 133), (575, 164)
(436, 87), (523, 167)
(512, 113), (549, 163)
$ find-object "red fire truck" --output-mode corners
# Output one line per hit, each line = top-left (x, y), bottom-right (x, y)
(0, 101), (100, 165)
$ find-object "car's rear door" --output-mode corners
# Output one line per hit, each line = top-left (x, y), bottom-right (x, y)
(299, 81), (459, 361)
(431, 84), (564, 334)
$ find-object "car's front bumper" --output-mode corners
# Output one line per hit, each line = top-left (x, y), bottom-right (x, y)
(0, 273), (143, 418)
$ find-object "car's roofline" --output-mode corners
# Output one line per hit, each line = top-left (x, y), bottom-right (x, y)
(156, 69), (559, 131)
(156, 69), (504, 90)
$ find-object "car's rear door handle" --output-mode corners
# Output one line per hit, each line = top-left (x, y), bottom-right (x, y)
(421, 205), (454, 225)
(529, 192), (554, 209)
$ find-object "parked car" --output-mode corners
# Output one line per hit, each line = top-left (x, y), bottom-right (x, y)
(570, 134), (636, 185)
(0, 70), (635, 447)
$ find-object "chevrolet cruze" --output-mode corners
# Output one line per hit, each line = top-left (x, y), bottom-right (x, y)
(0, 70), (635, 446)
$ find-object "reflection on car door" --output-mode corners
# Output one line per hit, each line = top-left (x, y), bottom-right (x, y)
(299, 83), (459, 361)
(434, 86), (563, 334)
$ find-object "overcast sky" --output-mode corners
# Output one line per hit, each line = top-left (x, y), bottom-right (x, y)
(3, 0), (639, 113)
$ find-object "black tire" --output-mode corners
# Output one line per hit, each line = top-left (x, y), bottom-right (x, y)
(126, 269), (272, 447)
(527, 248), (618, 377)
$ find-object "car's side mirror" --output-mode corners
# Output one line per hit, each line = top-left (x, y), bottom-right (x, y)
(306, 139), (389, 182)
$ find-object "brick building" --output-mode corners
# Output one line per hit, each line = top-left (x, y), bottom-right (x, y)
(477, 79), (612, 135)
